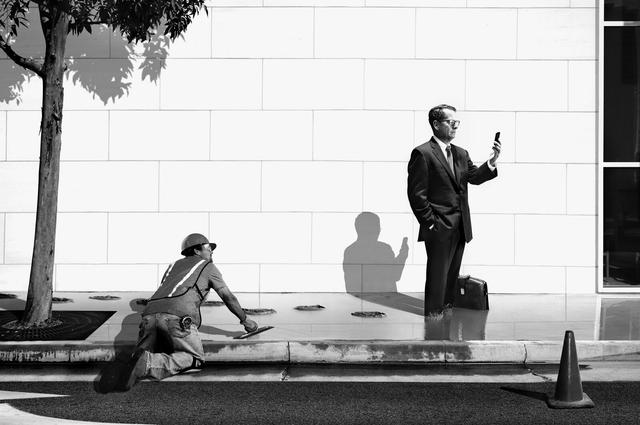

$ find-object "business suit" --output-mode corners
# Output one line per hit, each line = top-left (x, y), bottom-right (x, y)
(407, 137), (497, 315)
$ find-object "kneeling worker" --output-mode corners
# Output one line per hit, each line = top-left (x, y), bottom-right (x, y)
(124, 233), (258, 389)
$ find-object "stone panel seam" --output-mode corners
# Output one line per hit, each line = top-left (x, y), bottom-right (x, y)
(2, 213), (5, 264)
(361, 161), (364, 211)
(4, 111), (7, 160)
(107, 111), (111, 160)
(260, 59), (264, 109)
(209, 8), (214, 59)
(362, 59), (366, 109)
(208, 111), (213, 160)
(462, 59), (469, 109)
(158, 59), (163, 109)
(515, 8), (519, 60)
(157, 161), (161, 212)
(566, 60), (570, 111)
(106, 213), (110, 263)
(413, 8), (417, 59)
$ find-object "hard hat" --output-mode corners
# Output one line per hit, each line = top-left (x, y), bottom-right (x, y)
(180, 233), (217, 256)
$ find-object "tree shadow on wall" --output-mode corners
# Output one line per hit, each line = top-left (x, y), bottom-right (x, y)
(0, 23), (173, 106)
(342, 211), (423, 316)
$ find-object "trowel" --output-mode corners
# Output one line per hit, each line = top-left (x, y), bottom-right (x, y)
(234, 325), (274, 340)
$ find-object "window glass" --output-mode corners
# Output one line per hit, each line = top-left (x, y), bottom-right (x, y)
(604, 27), (640, 162)
(605, 0), (640, 21)
(603, 168), (640, 286)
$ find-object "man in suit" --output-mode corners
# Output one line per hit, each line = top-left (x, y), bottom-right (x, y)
(407, 104), (501, 318)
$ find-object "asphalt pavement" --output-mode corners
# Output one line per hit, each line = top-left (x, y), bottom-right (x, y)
(0, 380), (639, 425)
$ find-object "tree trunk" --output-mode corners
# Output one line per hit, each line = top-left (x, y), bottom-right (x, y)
(21, 6), (69, 326)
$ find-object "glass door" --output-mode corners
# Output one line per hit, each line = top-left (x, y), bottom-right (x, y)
(599, 0), (640, 292)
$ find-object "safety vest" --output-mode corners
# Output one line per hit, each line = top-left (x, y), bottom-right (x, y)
(143, 256), (212, 327)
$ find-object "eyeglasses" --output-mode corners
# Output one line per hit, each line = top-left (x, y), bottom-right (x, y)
(439, 119), (460, 128)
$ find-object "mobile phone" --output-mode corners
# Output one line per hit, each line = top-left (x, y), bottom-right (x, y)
(494, 132), (501, 142)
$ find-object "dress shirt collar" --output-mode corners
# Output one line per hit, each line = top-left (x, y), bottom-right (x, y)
(432, 135), (451, 157)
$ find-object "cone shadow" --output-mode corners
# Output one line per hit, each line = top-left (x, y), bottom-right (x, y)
(500, 386), (548, 402)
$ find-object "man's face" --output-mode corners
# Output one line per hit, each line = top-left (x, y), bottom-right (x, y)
(433, 109), (459, 142)
(195, 244), (212, 260)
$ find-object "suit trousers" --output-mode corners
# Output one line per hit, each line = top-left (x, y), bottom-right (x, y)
(135, 312), (205, 381)
(423, 226), (466, 315)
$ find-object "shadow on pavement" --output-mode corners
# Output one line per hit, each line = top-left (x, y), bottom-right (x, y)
(93, 299), (144, 394)
(500, 386), (548, 402)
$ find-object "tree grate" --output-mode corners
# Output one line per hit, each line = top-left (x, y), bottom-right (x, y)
(0, 311), (115, 341)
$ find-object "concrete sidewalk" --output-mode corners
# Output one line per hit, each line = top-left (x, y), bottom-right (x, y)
(1, 292), (639, 364)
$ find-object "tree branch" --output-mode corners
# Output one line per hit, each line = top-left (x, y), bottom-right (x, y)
(0, 37), (44, 77)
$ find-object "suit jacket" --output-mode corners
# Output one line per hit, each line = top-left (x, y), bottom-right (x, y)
(407, 137), (497, 243)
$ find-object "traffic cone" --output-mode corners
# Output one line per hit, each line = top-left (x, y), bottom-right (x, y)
(546, 330), (595, 409)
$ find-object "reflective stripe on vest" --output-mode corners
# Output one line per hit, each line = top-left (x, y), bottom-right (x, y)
(160, 262), (176, 285)
(166, 259), (206, 297)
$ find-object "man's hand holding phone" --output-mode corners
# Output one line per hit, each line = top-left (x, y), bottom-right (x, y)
(489, 131), (502, 167)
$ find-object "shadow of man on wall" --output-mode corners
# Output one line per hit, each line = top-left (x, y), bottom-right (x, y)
(343, 211), (423, 316)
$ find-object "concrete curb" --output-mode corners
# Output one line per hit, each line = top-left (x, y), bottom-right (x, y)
(0, 340), (638, 364)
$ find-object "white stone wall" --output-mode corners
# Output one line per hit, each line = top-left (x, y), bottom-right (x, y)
(0, 1), (597, 294)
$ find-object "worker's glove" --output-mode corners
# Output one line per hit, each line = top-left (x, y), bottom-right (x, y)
(241, 318), (258, 333)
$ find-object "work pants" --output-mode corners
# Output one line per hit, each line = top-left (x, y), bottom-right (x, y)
(135, 312), (205, 381)
(423, 226), (465, 316)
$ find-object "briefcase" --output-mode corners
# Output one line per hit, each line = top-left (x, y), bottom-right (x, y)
(453, 275), (489, 310)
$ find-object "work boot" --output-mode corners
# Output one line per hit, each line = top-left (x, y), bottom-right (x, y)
(120, 348), (148, 391)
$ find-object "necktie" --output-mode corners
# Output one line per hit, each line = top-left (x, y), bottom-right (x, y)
(445, 145), (454, 174)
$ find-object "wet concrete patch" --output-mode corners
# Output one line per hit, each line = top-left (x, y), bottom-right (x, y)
(243, 308), (277, 315)
(134, 298), (149, 306)
(295, 305), (325, 311)
(89, 295), (121, 301)
(351, 311), (386, 318)
(0, 294), (17, 299)
(52, 297), (73, 303)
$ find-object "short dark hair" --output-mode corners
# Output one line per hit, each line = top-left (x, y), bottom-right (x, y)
(428, 104), (457, 132)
